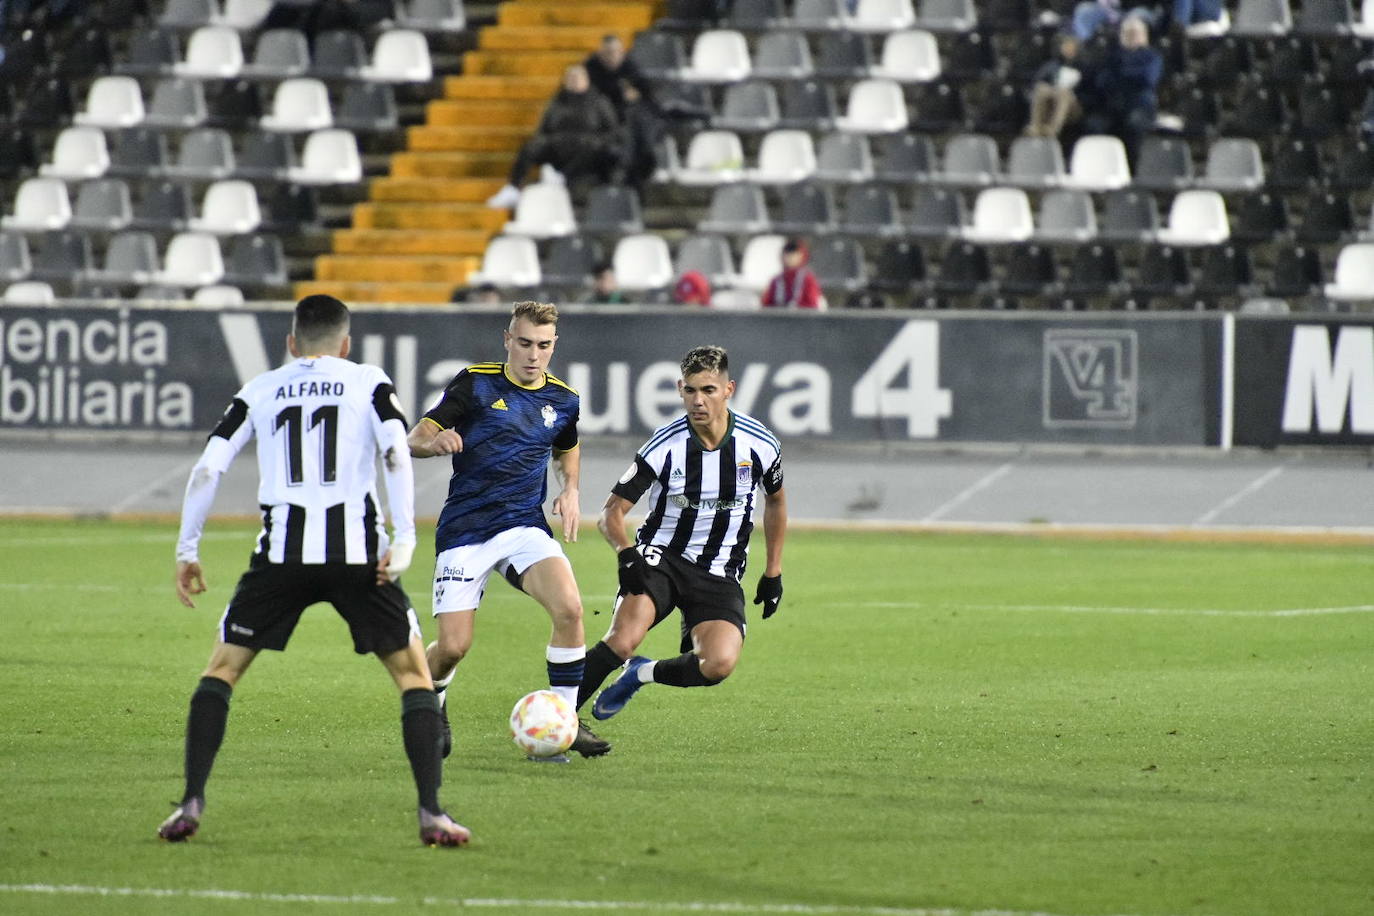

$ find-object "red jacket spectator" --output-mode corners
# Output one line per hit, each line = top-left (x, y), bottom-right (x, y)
(761, 239), (822, 309)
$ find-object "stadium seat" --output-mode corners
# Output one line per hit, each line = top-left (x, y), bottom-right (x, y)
(237, 130), (297, 180)
(70, 179), (134, 232)
(815, 133), (875, 183)
(729, 0), (787, 28)
(872, 30), (941, 82)
(470, 236), (541, 288)
(216, 0), (271, 29)
(174, 25), (244, 78)
(1062, 244), (1124, 298)
(222, 234), (288, 287)
(1267, 246), (1323, 297)
(159, 0), (218, 30)
(1155, 190), (1230, 246)
(312, 29), (368, 80)
(1324, 243), (1374, 302)
(964, 187), (1034, 243)
(998, 243), (1057, 298)
(1099, 190), (1159, 242)
(627, 32), (687, 79)
(541, 236), (604, 286)
(700, 184), (771, 234)
(748, 130), (818, 184)
(3, 280), (56, 304)
(0, 232), (33, 282)
(335, 83), (399, 133)
(793, 0), (846, 29)
(91, 231), (162, 285)
(119, 30), (180, 76)
(359, 30), (433, 83)
(1296, 190), (1354, 243)
(581, 186), (644, 234)
(715, 81), (781, 132)
(1133, 244), (1192, 299)
(74, 76), (146, 129)
(933, 133), (999, 186)
(676, 234), (739, 288)
(813, 31), (873, 78)
(841, 184), (903, 236)
(680, 30), (752, 83)
(752, 32), (813, 79)
(908, 186), (966, 237)
(1354, 0), (1374, 36)
(503, 184), (577, 239)
(835, 79), (908, 133)
(193, 283), (246, 305)
(132, 181), (195, 231)
(933, 241), (990, 295)
(1034, 189), (1097, 243)
(778, 80), (839, 130)
(1191, 245), (1254, 299)
(612, 234), (675, 290)
(39, 127), (111, 180)
(143, 78), (209, 129)
(736, 234), (786, 291)
(873, 133), (935, 182)
(287, 129), (361, 184)
(774, 182), (837, 234)
(158, 232), (225, 286)
(673, 131), (746, 185)
(29, 232), (95, 283)
(188, 180), (262, 234)
(242, 29), (311, 78)
(913, 80), (969, 133)
(847, 0), (917, 32)
(1230, 192), (1289, 243)
(1063, 135), (1132, 190)
(165, 127), (237, 179)
(1133, 136), (1194, 191)
(869, 239), (927, 293)
(807, 237), (865, 294)
(1197, 138), (1265, 192)
(1000, 136), (1064, 189)
(261, 78), (332, 132)
(918, 0), (978, 32)
(206, 79), (264, 128)
(1231, 0), (1293, 35)
(2, 178), (72, 232)
(397, 0), (467, 32)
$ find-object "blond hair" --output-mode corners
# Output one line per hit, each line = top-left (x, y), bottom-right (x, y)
(510, 301), (559, 328)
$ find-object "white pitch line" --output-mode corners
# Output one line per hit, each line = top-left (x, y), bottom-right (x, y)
(0, 884), (1171, 916)
(106, 458), (198, 515)
(1193, 464), (1287, 525)
(921, 462), (1015, 523)
(856, 601), (1374, 618)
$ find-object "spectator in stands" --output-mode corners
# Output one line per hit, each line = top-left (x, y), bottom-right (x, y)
(761, 239), (823, 311)
(621, 82), (665, 192)
(1075, 16), (1162, 165)
(674, 270), (712, 306)
(584, 263), (627, 304)
(450, 282), (502, 304)
(1025, 33), (1083, 139)
(487, 65), (624, 209)
(263, 0), (394, 36)
(1070, 0), (1157, 42)
(584, 34), (656, 122)
(1167, 0), (1224, 32)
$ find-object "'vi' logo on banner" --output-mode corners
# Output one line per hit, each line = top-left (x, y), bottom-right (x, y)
(1042, 329), (1138, 428)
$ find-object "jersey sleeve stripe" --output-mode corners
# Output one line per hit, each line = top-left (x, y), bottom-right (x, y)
(209, 397), (249, 441)
(731, 413), (781, 451)
(641, 417), (689, 455)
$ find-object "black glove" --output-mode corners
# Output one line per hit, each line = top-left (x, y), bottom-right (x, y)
(753, 574), (783, 619)
(617, 546), (649, 595)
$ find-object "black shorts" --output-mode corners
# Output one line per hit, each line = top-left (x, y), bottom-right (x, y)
(221, 556), (418, 656)
(625, 548), (747, 652)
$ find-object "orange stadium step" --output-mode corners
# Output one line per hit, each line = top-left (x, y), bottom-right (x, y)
(463, 50), (588, 76)
(478, 26), (634, 52)
(368, 177), (505, 203)
(293, 281), (468, 304)
(406, 125), (529, 153)
(442, 74), (560, 100)
(498, 4), (653, 28)
(330, 229), (491, 256)
(313, 255), (478, 284)
(389, 151), (514, 179)
(425, 99), (542, 128)
(351, 203), (511, 232)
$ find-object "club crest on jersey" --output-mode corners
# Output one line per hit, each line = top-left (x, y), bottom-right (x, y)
(491, 398), (508, 411)
(736, 461), (753, 485)
(541, 405), (557, 428)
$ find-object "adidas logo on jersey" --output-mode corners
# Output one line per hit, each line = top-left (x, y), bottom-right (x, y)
(671, 468), (685, 479)
(491, 399), (508, 411)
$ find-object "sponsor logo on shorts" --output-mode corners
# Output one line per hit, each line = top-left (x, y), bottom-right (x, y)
(229, 623), (254, 636)
(436, 565), (474, 584)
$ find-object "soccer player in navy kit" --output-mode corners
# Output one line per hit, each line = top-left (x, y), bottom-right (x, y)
(159, 295), (468, 848)
(407, 301), (609, 760)
(582, 345), (788, 723)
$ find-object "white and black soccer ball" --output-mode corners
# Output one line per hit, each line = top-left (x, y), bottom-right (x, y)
(509, 689), (578, 758)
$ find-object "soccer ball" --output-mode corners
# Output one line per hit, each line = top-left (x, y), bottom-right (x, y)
(509, 690), (578, 758)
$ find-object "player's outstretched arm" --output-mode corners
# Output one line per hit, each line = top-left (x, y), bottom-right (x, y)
(754, 487), (788, 619)
(551, 447), (581, 542)
(407, 418), (463, 458)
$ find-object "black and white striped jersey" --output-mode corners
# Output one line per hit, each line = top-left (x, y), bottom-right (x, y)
(612, 410), (783, 581)
(176, 355), (415, 566)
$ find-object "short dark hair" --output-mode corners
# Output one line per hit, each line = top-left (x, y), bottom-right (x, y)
(293, 294), (350, 347)
(680, 345), (728, 378)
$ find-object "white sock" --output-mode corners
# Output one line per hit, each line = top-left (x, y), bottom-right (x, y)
(433, 667), (455, 703)
(636, 660), (656, 684)
(546, 644), (585, 711)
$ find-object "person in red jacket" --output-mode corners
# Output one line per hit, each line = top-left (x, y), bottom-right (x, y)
(760, 238), (822, 310)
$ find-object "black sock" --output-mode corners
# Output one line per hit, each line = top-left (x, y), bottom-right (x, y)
(183, 676), (232, 804)
(652, 653), (722, 688)
(577, 640), (626, 710)
(401, 689), (442, 813)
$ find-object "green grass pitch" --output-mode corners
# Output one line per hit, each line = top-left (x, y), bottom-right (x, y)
(0, 517), (1370, 916)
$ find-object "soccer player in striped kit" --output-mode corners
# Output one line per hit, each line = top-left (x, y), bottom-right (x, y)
(582, 345), (788, 723)
(160, 295), (468, 848)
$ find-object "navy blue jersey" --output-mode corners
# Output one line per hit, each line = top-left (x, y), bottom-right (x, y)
(424, 362), (579, 551)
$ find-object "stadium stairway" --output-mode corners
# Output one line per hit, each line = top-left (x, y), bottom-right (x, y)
(296, 0), (657, 304)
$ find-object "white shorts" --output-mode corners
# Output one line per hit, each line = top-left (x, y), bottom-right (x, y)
(431, 526), (566, 615)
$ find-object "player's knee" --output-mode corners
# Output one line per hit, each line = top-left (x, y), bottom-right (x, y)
(547, 600), (583, 632)
(698, 654), (736, 682)
(435, 632), (471, 663)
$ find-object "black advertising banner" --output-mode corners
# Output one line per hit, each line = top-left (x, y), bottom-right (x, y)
(1232, 317), (1374, 447)
(0, 305), (1219, 445)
